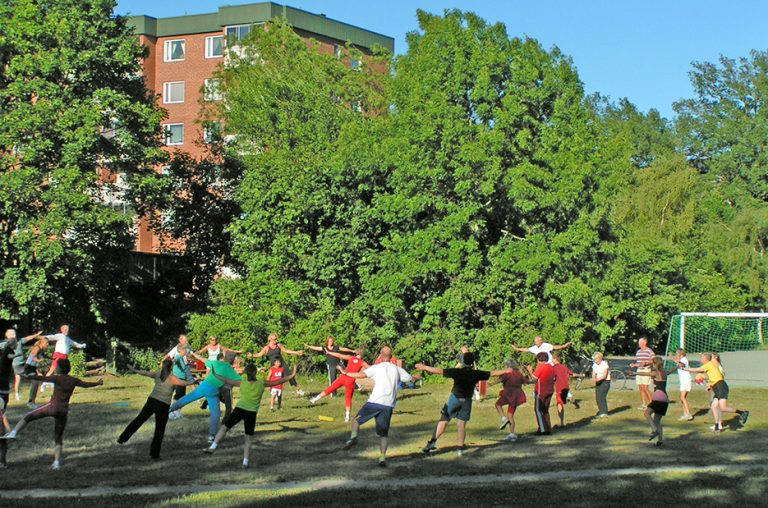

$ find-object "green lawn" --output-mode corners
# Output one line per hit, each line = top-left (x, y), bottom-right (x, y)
(1, 374), (766, 506)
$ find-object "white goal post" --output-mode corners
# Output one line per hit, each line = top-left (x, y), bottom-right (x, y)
(678, 312), (767, 349)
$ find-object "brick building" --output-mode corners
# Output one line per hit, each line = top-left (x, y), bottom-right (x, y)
(127, 2), (394, 253)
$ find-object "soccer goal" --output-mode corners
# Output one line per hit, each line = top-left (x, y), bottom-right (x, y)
(664, 312), (768, 356)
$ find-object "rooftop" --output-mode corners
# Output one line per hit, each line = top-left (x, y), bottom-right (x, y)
(127, 2), (394, 53)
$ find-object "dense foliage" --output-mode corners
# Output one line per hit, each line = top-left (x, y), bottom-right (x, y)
(0, 0), (165, 335)
(184, 12), (767, 365)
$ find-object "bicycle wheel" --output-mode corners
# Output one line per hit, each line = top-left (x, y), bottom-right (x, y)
(610, 369), (626, 390)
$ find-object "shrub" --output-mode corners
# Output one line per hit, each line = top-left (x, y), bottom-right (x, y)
(126, 347), (165, 372)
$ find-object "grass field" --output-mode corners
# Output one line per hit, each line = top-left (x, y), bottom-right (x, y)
(1, 373), (767, 506)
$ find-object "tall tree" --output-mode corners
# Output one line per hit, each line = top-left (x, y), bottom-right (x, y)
(0, 0), (164, 331)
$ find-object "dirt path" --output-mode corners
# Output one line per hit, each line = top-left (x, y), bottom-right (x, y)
(1, 462), (766, 499)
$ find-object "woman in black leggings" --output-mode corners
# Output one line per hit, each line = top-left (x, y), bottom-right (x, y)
(251, 333), (304, 396)
(118, 359), (196, 459)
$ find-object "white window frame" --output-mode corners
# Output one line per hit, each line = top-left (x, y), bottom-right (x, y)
(203, 122), (222, 144)
(163, 39), (185, 62)
(203, 78), (222, 102)
(225, 24), (252, 45)
(163, 123), (184, 146)
(350, 58), (362, 71)
(333, 44), (342, 59)
(205, 35), (224, 59)
(162, 81), (185, 104)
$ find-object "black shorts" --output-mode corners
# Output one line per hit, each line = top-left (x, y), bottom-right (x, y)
(223, 407), (257, 435)
(648, 400), (668, 416)
(355, 402), (393, 437)
(439, 394), (473, 422)
(711, 381), (729, 400)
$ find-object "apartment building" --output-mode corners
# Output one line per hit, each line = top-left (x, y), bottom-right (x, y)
(127, 2), (394, 253)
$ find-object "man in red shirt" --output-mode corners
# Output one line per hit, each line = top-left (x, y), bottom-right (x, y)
(552, 352), (576, 428)
(527, 352), (555, 435)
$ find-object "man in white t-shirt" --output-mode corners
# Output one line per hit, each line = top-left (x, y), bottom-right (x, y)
(339, 345), (414, 467)
(511, 336), (571, 365)
(672, 348), (693, 421)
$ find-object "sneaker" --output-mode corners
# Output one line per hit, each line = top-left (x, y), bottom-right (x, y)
(378, 458), (387, 467)
(204, 447), (215, 454)
(270, 407), (275, 412)
(422, 440), (437, 453)
(597, 413), (608, 419)
(50, 461), (60, 470)
(343, 437), (358, 450)
(242, 459), (249, 469)
(26, 402), (38, 410)
(637, 405), (647, 410)
(1, 430), (17, 440)
(740, 411), (750, 425)
(686, 415), (694, 421)
(573, 400), (580, 409)
(655, 441), (663, 447)
(678, 414), (689, 421)
(296, 389), (305, 397)
(505, 433), (518, 442)
(309, 396), (320, 405)
(344, 414), (350, 423)
(648, 431), (659, 441)
(456, 448), (464, 457)
(14, 393), (20, 401)
(499, 417), (509, 430)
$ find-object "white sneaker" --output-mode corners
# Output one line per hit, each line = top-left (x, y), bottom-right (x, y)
(344, 414), (350, 423)
(1, 430), (17, 440)
(51, 461), (60, 470)
(505, 433), (518, 442)
(14, 393), (20, 401)
(296, 389), (305, 397)
(456, 448), (464, 457)
(26, 402), (38, 410)
(309, 396), (320, 405)
(499, 416), (509, 429)
(242, 459), (249, 469)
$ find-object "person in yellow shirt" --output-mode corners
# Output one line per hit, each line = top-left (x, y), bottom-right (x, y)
(680, 352), (748, 433)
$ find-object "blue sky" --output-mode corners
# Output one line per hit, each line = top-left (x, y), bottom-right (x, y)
(115, 1), (768, 118)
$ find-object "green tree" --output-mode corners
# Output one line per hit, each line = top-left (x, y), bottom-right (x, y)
(0, 0), (164, 332)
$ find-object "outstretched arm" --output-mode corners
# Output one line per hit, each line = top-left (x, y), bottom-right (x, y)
(337, 346), (356, 354)
(489, 368), (513, 377)
(414, 363), (443, 375)
(510, 344), (529, 353)
(21, 331), (42, 344)
(127, 365), (155, 378)
(325, 350), (353, 361)
(304, 344), (324, 352)
(552, 342), (572, 351)
(168, 374), (197, 387)
(249, 346), (269, 359)
(343, 370), (368, 379)
(264, 366), (297, 387)
(77, 378), (104, 388)
(212, 370), (241, 387)
(278, 344), (303, 356)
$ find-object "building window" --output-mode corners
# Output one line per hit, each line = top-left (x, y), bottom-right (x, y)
(203, 121), (222, 144)
(203, 78), (222, 101)
(163, 123), (184, 146)
(205, 35), (224, 58)
(333, 44), (342, 59)
(350, 58), (362, 71)
(162, 81), (184, 104)
(163, 39), (185, 62)
(225, 24), (251, 45)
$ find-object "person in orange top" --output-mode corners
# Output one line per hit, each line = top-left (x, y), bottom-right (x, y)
(679, 352), (748, 433)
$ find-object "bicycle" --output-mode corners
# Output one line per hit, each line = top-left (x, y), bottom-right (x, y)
(571, 353), (628, 391)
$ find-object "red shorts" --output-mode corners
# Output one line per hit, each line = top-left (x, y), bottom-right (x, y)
(51, 352), (68, 370)
(496, 389), (526, 414)
(555, 388), (570, 405)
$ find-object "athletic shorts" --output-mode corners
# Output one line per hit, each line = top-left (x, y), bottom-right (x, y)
(440, 393), (473, 422)
(270, 388), (282, 397)
(679, 380), (692, 393)
(648, 400), (668, 416)
(355, 402), (393, 437)
(556, 388), (570, 405)
(24, 403), (68, 444)
(51, 352), (68, 370)
(13, 364), (26, 376)
(496, 389), (526, 413)
(636, 368), (652, 386)
(223, 407), (257, 435)
(711, 381), (729, 400)
(0, 392), (8, 413)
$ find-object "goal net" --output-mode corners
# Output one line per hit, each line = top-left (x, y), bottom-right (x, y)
(664, 312), (768, 356)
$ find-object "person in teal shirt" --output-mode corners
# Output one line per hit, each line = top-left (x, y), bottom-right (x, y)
(169, 351), (240, 442)
(205, 362), (297, 468)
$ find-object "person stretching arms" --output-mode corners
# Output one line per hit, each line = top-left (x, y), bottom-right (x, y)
(679, 352), (748, 433)
(309, 348), (369, 422)
(205, 363), (297, 468)
(1, 359), (102, 470)
(117, 359), (196, 459)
